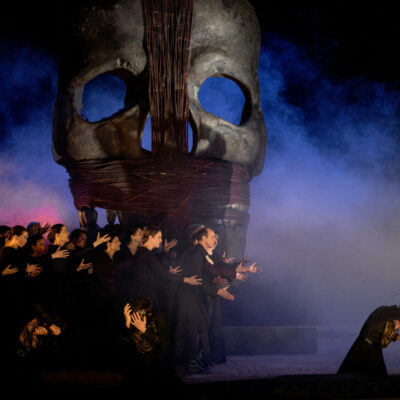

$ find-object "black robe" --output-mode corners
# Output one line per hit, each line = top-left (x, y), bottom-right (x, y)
(338, 305), (400, 376)
(202, 254), (235, 364)
(24, 254), (52, 314)
(116, 246), (136, 306)
(124, 247), (183, 312)
(47, 244), (99, 366)
(171, 244), (218, 363)
(0, 246), (29, 354)
(80, 251), (122, 369)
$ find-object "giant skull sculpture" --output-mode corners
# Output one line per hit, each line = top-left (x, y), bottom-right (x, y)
(53, 0), (266, 258)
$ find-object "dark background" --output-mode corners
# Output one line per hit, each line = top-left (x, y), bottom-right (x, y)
(1, 1), (399, 83)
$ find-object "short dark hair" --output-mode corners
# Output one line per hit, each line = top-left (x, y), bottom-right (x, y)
(186, 224), (205, 241)
(27, 234), (44, 249)
(100, 224), (122, 242)
(70, 229), (87, 243)
(5, 225), (28, 241)
(192, 227), (209, 243)
(123, 224), (144, 245)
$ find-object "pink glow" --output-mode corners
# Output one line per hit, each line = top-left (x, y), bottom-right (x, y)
(0, 204), (65, 228)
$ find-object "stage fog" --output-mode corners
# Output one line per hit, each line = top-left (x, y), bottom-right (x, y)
(1, 36), (400, 329)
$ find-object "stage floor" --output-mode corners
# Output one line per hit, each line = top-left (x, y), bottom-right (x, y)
(37, 325), (400, 399)
(179, 324), (400, 383)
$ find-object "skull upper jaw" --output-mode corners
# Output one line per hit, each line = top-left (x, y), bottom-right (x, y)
(52, 0), (266, 178)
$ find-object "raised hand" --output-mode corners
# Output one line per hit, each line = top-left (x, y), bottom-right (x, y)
(163, 238), (178, 252)
(221, 251), (235, 264)
(169, 265), (182, 275)
(123, 303), (133, 328)
(77, 259), (93, 272)
(49, 324), (61, 336)
(184, 274), (203, 286)
(26, 263), (43, 277)
(51, 246), (69, 259)
(2, 264), (18, 276)
(236, 272), (248, 281)
(217, 285), (235, 301)
(40, 223), (51, 235)
(236, 261), (248, 273)
(33, 326), (48, 336)
(93, 232), (111, 247)
(131, 312), (147, 333)
(248, 262), (261, 274)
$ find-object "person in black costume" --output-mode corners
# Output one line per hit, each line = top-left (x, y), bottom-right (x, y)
(115, 224), (144, 304)
(204, 233), (262, 365)
(337, 305), (400, 376)
(115, 224), (144, 264)
(120, 297), (186, 398)
(69, 229), (89, 250)
(86, 226), (123, 369)
(0, 226), (41, 361)
(126, 226), (201, 312)
(46, 223), (110, 366)
(24, 234), (69, 322)
(172, 227), (235, 374)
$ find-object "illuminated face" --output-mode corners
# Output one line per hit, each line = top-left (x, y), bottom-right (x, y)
(32, 238), (46, 255)
(57, 226), (70, 243)
(131, 228), (143, 244)
(15, 231), (28, 248)
(152, 231), (163, 249)
(202, 228), (217, 250)
(109, 236), (121, 252)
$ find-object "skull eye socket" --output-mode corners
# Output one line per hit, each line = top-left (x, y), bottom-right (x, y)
(81, 73), (127, 122)
(81, 68), (148, 123)
(198, 76), (247, 126)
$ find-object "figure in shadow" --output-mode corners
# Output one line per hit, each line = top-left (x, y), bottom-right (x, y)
(338, 305), (400, 377)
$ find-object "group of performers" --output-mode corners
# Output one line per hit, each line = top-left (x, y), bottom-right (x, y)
(1, 218), (399, 392)
(0, 219), (259, 391)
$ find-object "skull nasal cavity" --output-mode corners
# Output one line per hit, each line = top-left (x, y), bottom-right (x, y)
(82, 73), (127, 122)
(141, 116), (194, 153)
(198, 77), (246, 126)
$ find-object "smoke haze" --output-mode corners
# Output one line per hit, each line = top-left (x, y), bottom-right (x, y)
(1, 37), (400, 326)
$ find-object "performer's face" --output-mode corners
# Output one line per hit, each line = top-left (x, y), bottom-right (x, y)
(152, 231), (162, 248)
(32, 238), (46, 255)
(131, 228), (143, 244)
(203, 229), (217, 250)
(109, 236), (121, 252)
(15, 231), (28, 248)
(57, 226), (70, 243)
(394, 320), (400, 330)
